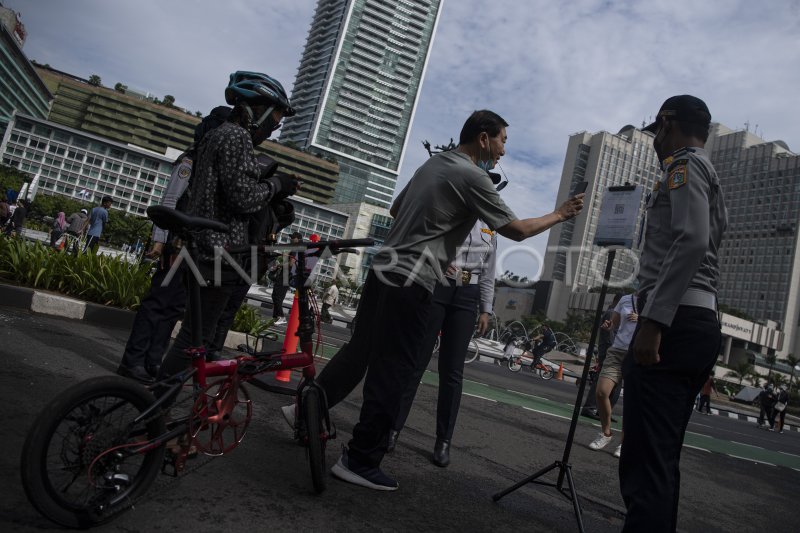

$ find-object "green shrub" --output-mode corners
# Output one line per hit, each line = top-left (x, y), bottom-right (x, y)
(0, 237), (152, 309)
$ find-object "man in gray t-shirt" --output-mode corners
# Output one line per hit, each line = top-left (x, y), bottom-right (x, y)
(319, 110), (584, 491)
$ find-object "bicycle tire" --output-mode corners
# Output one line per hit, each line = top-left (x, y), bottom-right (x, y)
(302, 387), (326, 493)
(508, 358), (522, 372)
(539, 365), (554, 380)
(432, 336), (441, 355)
(465, 340), (480, 364)
(21, 376), (165, 528)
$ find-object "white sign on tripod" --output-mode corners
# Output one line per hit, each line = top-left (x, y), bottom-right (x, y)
(593, 185), (644, 248)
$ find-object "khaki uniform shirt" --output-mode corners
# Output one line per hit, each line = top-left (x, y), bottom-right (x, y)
(637, 147), (727, 326)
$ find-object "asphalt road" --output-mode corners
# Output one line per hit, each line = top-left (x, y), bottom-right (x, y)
(1, 306), (798, 532)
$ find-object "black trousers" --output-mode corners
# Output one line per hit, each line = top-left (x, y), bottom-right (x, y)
(619, 305), (720, 533)
(120, 264), (186, 370)
(316, 270), (432, 468)
(697, 394), (711, 413)
(272, 283), (290, 318)
(158, 282), (240, 379)
(394, 283), (479, 442)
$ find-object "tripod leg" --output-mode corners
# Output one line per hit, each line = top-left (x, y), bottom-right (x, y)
(492, 461), (559, 502)
(562, 463), (585, 533)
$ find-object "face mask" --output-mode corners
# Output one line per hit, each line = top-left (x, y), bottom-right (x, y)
(476, 134), (495, 171)
(248, 105), (280, 145)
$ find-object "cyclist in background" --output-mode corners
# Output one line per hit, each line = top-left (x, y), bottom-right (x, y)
(157, 71), (300, 379)
(530, 323), (557, 367)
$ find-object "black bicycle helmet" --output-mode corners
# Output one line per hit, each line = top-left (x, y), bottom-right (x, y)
(224, 71), (295, 116)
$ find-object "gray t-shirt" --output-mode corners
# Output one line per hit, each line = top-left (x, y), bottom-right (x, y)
(373, 150), (517, 292)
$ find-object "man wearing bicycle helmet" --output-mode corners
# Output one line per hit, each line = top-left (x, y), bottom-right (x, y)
(157, 72), (300, 379)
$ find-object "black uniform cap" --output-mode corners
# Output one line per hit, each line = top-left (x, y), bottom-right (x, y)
(643, 95), (711, 133)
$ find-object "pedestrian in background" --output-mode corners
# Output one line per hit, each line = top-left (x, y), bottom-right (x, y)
(84, 196), (112, 254)
(64, 208), (89, 254)
(773, 386), (789, 434)
(581, 294), (623, 419)
(3, 198), (28, 236)
(270, 231), (302, 326)
(0, 194), (9, 227)
(588, 292), (637, 458)
(50, 211), (67, 248)
(321, 281), (339, 323)
(757, 384), (777, 429)
(696, 375), (718, 415)
(390, 218), (497, 467)
(620, 95), (727, 532)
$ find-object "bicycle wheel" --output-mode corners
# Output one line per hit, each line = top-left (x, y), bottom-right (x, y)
(21, 376), (166, 528)
(539, 364), (554, 380)
(465, 339), (480, 364)
(508, 358), (522, 372)
(432, 336), (441, 355)
(302, 387), (326, 493)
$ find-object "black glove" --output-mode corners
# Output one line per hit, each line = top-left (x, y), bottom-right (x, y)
(268, 173), (301, 199)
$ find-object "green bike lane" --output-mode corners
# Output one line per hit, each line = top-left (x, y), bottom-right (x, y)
(418, 370), (800, 471)
(286, 339), (800, 471)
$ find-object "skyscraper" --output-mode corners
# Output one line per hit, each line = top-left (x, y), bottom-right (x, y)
(280, 0), (444, 208)
(539, 125), (660, 319)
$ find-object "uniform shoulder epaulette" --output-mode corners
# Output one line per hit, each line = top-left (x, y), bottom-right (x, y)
(666, 157), (689, 173)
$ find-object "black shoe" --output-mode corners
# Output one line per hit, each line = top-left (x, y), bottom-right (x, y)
(387, 430), (400, 454)
(117, 365), (155, 384)
(432, 439), (450, 468)
(581, 408), (600, 421)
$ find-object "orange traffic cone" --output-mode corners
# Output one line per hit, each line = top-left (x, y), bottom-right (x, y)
(557, 362), (564, 381)
(276, 291), (300, 382)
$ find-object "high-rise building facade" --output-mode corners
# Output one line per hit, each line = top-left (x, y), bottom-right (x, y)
(280, 0), (444, 208)
(708, 123), (800, 356)
(0, 22), (51, 131)
(539, 125), (661, 319)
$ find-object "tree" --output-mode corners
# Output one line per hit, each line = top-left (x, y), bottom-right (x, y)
(781, 354), (799, 392)
(194, 111), (203, 117)
(88, 74), (102, 87)
(162, 95), (175, 107)
(725, 361), (754, 386)
(114, 82), (127, 93)
(764, 352), (778, 383)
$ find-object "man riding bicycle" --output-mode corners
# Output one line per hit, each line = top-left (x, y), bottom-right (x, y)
(526, 324), (557, 367)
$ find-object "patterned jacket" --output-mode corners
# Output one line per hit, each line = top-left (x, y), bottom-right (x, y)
(184, 121), (277, 261)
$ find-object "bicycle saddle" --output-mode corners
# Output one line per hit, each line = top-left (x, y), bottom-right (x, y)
(147, 206), (230, 233)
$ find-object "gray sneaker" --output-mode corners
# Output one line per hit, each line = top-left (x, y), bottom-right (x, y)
(280, 404), (296, 429)
(331, 447), (398, 491)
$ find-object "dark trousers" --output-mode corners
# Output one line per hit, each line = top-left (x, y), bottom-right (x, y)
(394, 283), (479, 442)
(158, 283), (238, 379)
(619, 305), (720, 533)
(272, 283), (290, 318)
(316, 270), (433, 468)
(208, 283), (251, 355)
(758, 404), (775, 427)
(697, 394), (711, 413)
(120, 264), (186, 370)
(84, 235), (100, 253)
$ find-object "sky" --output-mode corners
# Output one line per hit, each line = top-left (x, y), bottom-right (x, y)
(6, 0), (800, 280)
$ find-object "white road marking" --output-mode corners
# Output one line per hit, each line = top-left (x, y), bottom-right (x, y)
(730, 441), (763, 449)
(683, 444), (711, 452)
(506, 389), (549, 402)
(521, 406), (572, 421)
(727, 454), (775, 466)
(463, 393), (497, 402)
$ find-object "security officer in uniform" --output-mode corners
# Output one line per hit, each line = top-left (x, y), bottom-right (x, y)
(389, 217), (497, 467)
(619, 95), (727, 532)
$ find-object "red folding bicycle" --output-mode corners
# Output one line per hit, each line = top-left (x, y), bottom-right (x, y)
(20, 206), (373, 528)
